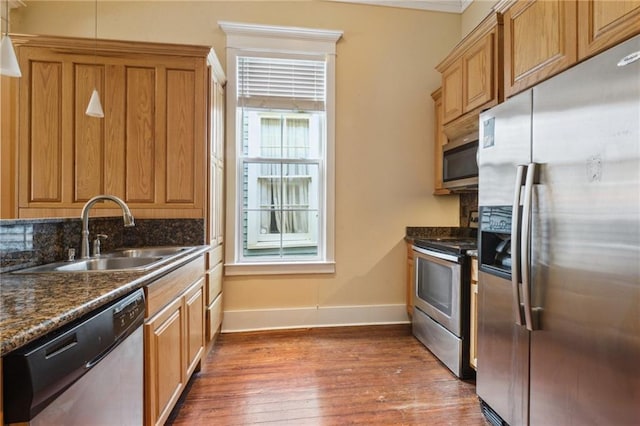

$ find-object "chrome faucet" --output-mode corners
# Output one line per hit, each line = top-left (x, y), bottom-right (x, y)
(81, 195), (135, 259)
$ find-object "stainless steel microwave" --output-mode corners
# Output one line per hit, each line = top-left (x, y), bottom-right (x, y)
(442, 134), (478, 190)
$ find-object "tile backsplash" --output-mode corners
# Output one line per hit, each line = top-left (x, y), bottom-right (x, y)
(0, 217), (205, 273)
(459, 192), (478, 228)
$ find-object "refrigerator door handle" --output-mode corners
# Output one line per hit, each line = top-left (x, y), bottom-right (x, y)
(521, 162), (537, 331)
(511, 164), (526, 326)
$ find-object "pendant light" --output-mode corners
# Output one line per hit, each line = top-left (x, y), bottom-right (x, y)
(85, 0), (104, 118)
(1, 0), (21, 77)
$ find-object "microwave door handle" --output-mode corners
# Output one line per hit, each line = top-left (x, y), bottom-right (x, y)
(521, 162), (537, 331)
(511, 164), (526, 326)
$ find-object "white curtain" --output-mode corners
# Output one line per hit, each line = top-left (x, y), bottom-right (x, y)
(259, 177), (309, 234)
(258, 116), (310, 235)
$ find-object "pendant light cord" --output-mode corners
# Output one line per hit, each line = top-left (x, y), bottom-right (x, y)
(94, 0), (97, 63)
(4, 0), (9, 36)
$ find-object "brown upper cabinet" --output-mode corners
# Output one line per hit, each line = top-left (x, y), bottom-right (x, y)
(499, 0), (640, 98)
(436, 13), (503, 125)
(430, 88), (450, 196)
(7, 35), (212, 219)
(578, 0), (640, 60)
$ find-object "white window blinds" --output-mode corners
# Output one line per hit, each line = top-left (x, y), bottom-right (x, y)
(237, 56), (326, 111)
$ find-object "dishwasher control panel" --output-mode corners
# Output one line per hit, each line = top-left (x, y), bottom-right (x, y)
(113, 291), (145, 337)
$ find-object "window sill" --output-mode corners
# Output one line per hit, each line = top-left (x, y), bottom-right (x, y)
(224, 261), (335, 276)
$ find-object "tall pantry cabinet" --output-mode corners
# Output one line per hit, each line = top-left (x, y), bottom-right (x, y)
(205, 51), (226, 347)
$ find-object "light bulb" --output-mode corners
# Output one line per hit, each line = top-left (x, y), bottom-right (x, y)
(85, 88), (104, 118)
(0, 34), (22, 77)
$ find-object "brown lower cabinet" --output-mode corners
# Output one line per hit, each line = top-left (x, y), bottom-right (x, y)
(144, 256), (205, 426)
(406, 243), (414, 317)
(205, 245), (224, 346)
(0, 358), (3, 425)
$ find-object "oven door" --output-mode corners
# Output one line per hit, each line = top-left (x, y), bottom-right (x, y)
(413, 246), (462, 337)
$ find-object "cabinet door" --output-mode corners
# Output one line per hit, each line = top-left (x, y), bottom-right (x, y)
(463, 31), (495, 112)
(185, 278), (205, 378)
(503, 0), (577, 98)
(578, 0), (640, 60)
(145, 296), (185, 426)
(431, 89), (450, 195)
(441, 59), (463, 124)
(470, 258), (478, 370)
(406, 244), (414, 317)
(165, 66), (206, 208)
(1, 358), (3, 426)
(18, 49), (65, 207)
(2, 75), (19, 218)
(208, 71), (225, 246)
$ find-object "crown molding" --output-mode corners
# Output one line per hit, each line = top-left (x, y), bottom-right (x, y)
(219, 21), (343, 44)
(219, 21), (343, 55)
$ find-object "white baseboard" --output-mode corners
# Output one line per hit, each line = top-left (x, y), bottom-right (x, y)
(221, 304), (410, 333)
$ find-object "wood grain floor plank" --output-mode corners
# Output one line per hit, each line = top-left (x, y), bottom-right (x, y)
(167, 325), (488, 425)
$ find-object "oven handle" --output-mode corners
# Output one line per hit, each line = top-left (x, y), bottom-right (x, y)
(511, 164), (525, 326)
(521, 162), (537, 331)
(412, 246), (461, 263)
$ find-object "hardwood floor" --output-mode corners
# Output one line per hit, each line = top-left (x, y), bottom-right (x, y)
(167, 324), (488, 425)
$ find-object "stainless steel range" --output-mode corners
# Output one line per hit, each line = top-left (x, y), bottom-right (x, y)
(411, 237), (476, 379)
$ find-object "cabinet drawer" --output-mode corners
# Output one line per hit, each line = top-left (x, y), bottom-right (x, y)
(206, 292), (223, 342)
(145, 256), (205, 317)
(206, 244), (223, 269)
(206, 262), (223, 305)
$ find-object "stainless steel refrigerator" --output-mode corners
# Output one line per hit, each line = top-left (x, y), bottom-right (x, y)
(476, 34), (640, 426)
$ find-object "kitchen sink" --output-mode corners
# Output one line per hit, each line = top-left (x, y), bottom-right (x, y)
(56, 257), (163, 272)
(103, 246), (196, 258)
(13, 246), (197, 273)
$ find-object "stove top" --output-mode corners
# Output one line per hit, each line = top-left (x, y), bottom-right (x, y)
(413, 237), (477, 255)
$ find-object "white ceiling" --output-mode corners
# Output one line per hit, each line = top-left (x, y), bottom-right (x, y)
(325, 0), (473, 13)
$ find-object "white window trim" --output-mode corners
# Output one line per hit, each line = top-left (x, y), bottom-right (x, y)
(221, 21), (342, 276)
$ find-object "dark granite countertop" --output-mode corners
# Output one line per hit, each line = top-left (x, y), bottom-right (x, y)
(404, 226), (477, 244)
(0, 245), (209, 356)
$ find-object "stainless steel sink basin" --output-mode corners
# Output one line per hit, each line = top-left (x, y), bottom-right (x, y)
(13, 246), (197, 273)
(14, 256), (163, 273)
(103, 246), (196, 258)
(56, 256), (163, 272)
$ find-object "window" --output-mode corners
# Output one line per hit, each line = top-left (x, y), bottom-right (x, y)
(245, 112), (320, 254)
(221, 22), (342, 275)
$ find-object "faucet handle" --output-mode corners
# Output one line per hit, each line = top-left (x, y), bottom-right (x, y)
(92, 233), (108, 257)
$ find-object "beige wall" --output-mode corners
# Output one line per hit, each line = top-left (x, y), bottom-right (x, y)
(461, 0), (498, 39)
(14, 1), (461, 327)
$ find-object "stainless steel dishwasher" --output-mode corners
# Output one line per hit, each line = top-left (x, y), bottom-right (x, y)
(3, 288), (145, 425)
